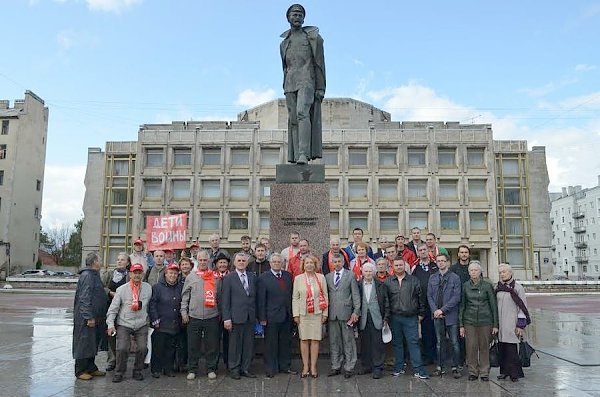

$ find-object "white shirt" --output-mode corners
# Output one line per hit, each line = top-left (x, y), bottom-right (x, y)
(363, 280), (373, 302)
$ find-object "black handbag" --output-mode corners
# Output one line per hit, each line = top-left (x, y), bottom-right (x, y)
(489, 337), (500, 368)
(519, 339), (538, 367)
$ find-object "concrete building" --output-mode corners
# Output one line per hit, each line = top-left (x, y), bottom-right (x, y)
(82, 98), (552, 280)
(0, 91), (48, 275)
(550, 179), (600, 279)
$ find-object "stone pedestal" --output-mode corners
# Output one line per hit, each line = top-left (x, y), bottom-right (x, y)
(270, 165), (329, 256)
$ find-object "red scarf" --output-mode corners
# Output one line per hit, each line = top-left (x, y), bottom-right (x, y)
(130, 280), (141, 311)
(305, 273), (327, 313)
(196, 269), (216, 308)
(327, 250), (350, 272)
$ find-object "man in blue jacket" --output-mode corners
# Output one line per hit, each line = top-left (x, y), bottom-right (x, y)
(427, 253), (462, 378)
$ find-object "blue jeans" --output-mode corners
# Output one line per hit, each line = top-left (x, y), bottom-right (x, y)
(433, 321), (460, 368)
(390, 315), (423, 373)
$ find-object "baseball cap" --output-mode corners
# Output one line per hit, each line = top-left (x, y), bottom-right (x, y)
(130, 263), (144, 272)
(166, 263), (180, 271)
(134, 239), (144, 245)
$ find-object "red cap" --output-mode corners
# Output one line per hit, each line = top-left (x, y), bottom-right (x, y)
(130, 263), (144, 272)
(166, 263), (180, 271)
(164, 248), (174, 254)
(190, 242), (199, 249)
(134, 239), (144, 245)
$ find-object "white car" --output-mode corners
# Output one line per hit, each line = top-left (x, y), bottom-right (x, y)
(20, 269), (47, 277)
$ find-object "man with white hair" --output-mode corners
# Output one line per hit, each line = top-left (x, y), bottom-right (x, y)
(322, 237), (350, 275)
(207, 234), (229, 270)
(358, 262), (389, 379)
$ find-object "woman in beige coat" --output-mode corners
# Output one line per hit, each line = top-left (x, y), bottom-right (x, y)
(292, 254), (328, 378)
(496, 263), (529, 382)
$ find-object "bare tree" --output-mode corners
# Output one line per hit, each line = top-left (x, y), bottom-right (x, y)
(45, 224), (73, 265)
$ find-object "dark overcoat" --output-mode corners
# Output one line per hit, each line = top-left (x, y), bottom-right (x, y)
(72, 267), (107, 359)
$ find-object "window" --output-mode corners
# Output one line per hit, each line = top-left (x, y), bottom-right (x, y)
(200, 212), (220, 231)
(173, 148), (192, 167)
(0, 144), (7, 159)
(470, 212), (488, 231)
(145, 148), (163, 167)
(380, 212), (399, 232)
(348, 180), (368, 200)
(379, 180), (398, 200)
(171, 179), (190, 200)
(201, 180), (220, 199)
(143, 180), (162, 199)
(439, 180), (458, 199)
(468, 179), (487, 199)
(260, 148), (279, 165)
(408, 179), (428, 199)
(110, 218), (127, 234)
(112, 189), (128, 205)
(34, 207), (39, 218)
(327, 180), (339, 200)
(438, 147), (456, 166)
(348, 148), (367, 166)
(348, 212), (368, 231)
(330, 212), (339, 232)
(113, 160), (129, 176)
(1, 120), (8, 135)
(505, 218), (523, 235)
(467, 148), (485, 166)
(260, 179), (274, 198)
(379, 148), (397, 167)
(409, 212), (428, 230)
(230, 212), (249, 230)
(0, 170), (3, 185)
(322, 149), (339, 166)
(203, 148), (221, 166)
(231, 148), (249, 166)
(230, 180), (249, 200)
(502, 159), (519, 176)
(408, 147), (426, 166)
(503, 188), (521, 205)
(259, 212), (270, 230)
(141, 211), (161, 230)
(506, 249), (525, 269)
(440, 212), (459, 231)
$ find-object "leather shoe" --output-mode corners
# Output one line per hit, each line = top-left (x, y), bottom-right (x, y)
(372, 371), (382, 379)
(90, 370), (105, 377)
(105, 365), (115, 372)
(133, 372), (144, 381)
(328, 369), (341, 377)
(265, 372), (274, 378)
(76, 373), (93, 381)
(151, 372), (160, 378)
(230, 372), (241, 380)
(468, 375), (478, 381)
(241, 371), (257, 378)
(111, 374), (123, 383)
(344, 371), (353, 379)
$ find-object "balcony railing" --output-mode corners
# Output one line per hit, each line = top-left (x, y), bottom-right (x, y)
(575, 256), (589, 263)
(574, 241), (588, 249)
(573, 225), (586, 233)
(572, 211), (585, 219)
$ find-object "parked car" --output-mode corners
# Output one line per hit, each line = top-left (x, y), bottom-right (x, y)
(552, 275), (569, 281)
(20, 269), (47, 277)
(54, 271), (76, 277)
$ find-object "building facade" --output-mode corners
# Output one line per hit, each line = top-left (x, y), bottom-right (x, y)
(0, 91), (48, 275)
(82, 98), (552, 281)
(550, 180), (600, 279)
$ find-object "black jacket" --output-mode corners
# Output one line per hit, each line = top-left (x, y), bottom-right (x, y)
(450, 262), (470, 286)
(384, 273), (426, 317)
(358, 278), (390, 323)
(257, 270), (293, 323)
(222, 271), (257, 324)
(149, 277), (183, 334)
(411, 261), (439, 298)
(321, 251), (350, 275)
(406, 240), (425, 254)
(249, 259), (270, 276)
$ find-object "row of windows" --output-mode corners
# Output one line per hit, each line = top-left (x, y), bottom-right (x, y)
(0, 171), (41, 191)
(137, 178), (494, 202)
(140, 146), (488, 169)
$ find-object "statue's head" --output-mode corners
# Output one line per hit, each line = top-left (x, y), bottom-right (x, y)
(286, 4), (305, 24)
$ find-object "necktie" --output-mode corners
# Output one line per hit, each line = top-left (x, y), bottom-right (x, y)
(334, 271), (341, 288)
(241, 273), (249, 295)
(276, 272), (281, 278)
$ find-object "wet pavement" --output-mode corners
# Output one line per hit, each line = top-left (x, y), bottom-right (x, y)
(1, 291), (599, 397)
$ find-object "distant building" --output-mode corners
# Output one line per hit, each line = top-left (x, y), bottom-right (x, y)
(550, 180), (600, 279)
(0, 91), (48, 274)
(82, 98), (552, 281)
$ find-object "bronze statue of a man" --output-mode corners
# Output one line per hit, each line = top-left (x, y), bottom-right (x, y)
(280, 4), (326, 164)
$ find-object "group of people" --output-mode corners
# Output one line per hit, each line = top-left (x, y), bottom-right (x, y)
(72, 228), (531, 384)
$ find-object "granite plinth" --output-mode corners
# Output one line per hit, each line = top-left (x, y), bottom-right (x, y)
(275, 164), (325, 183)
(269, 183), (329, 256)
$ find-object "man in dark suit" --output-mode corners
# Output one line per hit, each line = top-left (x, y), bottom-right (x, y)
(257, 253), (295, 378)
(358, 262), (389, 379)
(222, 252), (257, 379)
(325, 253), (361, 378)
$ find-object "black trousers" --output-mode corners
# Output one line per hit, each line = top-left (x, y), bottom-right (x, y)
(499, 342), (524, 379)
(228, 321), (254, 374)
(263, 320), (292, 375)
(151, 330), (178, 374)
(175, 327), (188, 371)
(75, 357), (98, 377)
(188, 317), (220, 373)
(360, 313), (385, 372)
(220, 322), (229, 368)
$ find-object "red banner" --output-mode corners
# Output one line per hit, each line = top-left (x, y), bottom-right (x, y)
(146, 214), (188, 251)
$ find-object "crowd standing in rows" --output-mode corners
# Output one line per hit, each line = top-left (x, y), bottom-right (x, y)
(72, 229), (530, 384)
